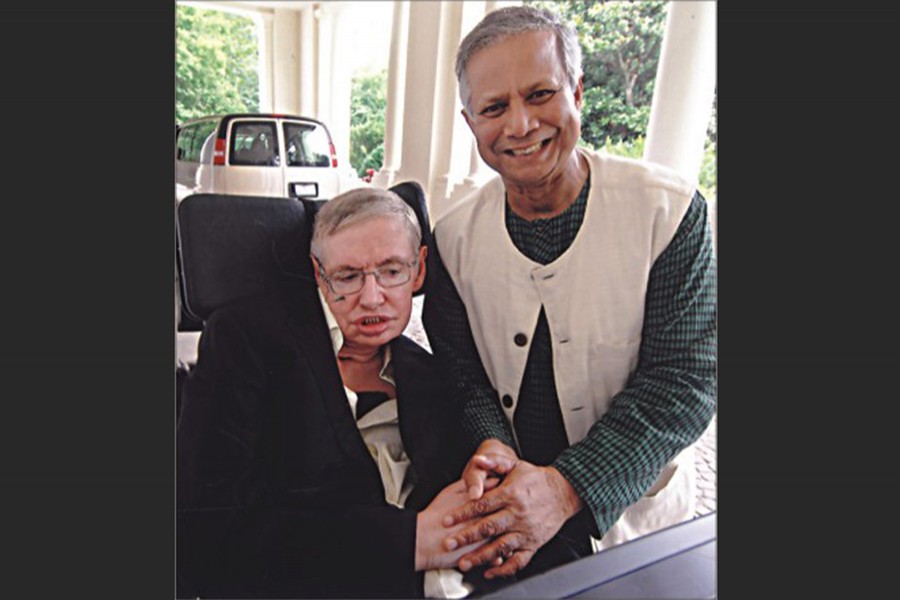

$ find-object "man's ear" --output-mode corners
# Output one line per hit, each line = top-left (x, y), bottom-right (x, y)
(412, 245), (428, 293)
(311, 255), (324, 288)
(462, 108), (475, 134)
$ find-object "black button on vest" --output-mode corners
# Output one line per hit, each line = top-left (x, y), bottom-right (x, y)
(514, 333), (528, 347)
(501, 394), (514, 408)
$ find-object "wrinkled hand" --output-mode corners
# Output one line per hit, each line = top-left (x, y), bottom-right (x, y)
(460, 439), (520, 500)
(443, 461), (584, 579)
(415, 478), (500, 571)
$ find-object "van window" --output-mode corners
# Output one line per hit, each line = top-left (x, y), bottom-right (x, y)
(230, 122), (279, 166)
(176, 121), (218, 162)
(176, 126), (194, 161)
(190, 121), (217, 162)
(284, 122), (331, 167)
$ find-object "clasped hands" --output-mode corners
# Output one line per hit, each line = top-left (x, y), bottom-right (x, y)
(416, 439), (583, 579)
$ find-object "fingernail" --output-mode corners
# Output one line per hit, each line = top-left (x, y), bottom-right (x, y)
(460, 560), (471, 572)
(443, 516), (454, 527)
(445, 539), (458, 551)
(484, 571), (494, 580)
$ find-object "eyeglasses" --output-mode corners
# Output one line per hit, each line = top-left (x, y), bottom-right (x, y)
(316, 258), (418, 296)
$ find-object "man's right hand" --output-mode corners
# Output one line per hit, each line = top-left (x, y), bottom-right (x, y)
(460, 439), (519, 500)
(415, 478), (500, 571)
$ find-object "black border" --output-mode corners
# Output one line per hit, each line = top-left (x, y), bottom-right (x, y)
(719, 4), (900, 598)
(6, 2), (899, 598)
(5, 4), (175, 597)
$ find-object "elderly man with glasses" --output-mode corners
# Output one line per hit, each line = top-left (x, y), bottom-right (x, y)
(177, 188), (492, 599)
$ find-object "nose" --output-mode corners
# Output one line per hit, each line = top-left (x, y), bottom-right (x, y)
(358, 272), (385, 308)
(503, 100), (536, 138)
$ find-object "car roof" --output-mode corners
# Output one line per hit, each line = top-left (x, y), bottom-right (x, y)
(177, 113), (329, 130)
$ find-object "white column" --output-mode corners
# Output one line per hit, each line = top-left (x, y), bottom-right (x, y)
(450, 141), (492, 202)
(313, 6), (338, 155)
(315, 5), (335, 125)
(297, 5), (317, 117)
(448, 0), (493, 205)
(271, 8), (301, 115)
(373, 0), (409, 189)
(643, 1), (716, 183)
(256, 12), (274, 112)
(395, 1), (443, 199)
(427, 1), (466, 220)
(329, 5), (354, 170)
(314, 3), (361, 191)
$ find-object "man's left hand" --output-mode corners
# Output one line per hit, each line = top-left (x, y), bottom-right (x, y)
(442, 461), (584, 578)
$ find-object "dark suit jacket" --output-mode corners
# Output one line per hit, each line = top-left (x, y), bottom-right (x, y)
(176, 284), (467, 599)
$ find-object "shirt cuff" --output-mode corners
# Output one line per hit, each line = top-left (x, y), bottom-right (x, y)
(552, 455), (603, 538)
(423, 568), (473, 599)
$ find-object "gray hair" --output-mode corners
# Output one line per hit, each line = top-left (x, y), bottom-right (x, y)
(310, 187), (422, 264)
(456, 5), (583, 115)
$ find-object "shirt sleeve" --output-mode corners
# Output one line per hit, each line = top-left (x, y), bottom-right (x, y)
(422, 241), (516, 453)
(552, 191), (717, 537)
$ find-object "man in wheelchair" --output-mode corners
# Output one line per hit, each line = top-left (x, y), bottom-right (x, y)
(177, 188), (487, 598)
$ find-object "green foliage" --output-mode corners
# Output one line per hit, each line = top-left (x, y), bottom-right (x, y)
(176, 5), (259, 123)
(697, 137), (716, 201)
(349, 69), (388, 178)
(581, 87), (651, 145)
(527, 0), (667, 147)
(582, 135), (645, 159)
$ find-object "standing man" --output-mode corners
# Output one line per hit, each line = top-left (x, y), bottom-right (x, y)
(423, 5), (716, 582)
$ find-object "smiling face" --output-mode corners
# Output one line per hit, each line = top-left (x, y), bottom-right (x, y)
(462, 30), (585, 202)
(313, 216), (426, 353)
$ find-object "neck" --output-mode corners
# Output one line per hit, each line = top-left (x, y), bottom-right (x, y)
(337, 343), (382, 364)
(506, 149), (588, 221)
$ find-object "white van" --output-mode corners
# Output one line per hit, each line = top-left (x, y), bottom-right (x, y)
(175, 113), (355, 202)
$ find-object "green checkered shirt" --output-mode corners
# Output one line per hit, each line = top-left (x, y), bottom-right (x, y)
(422, 178), (717, 538)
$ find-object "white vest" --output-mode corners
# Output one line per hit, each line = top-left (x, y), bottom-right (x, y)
(434, 150), (700, 548)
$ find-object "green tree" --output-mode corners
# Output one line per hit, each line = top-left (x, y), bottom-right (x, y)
(527, 0), (667, 147)
(349, 69), (387, 178)
(176, 5), (259, 123)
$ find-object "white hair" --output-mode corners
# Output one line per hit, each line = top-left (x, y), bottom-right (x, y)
(310, 187), (422, 263)
(456, 5), (583, 115)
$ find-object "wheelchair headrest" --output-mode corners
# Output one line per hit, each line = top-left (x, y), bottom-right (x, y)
(176, 181), (432, 328)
